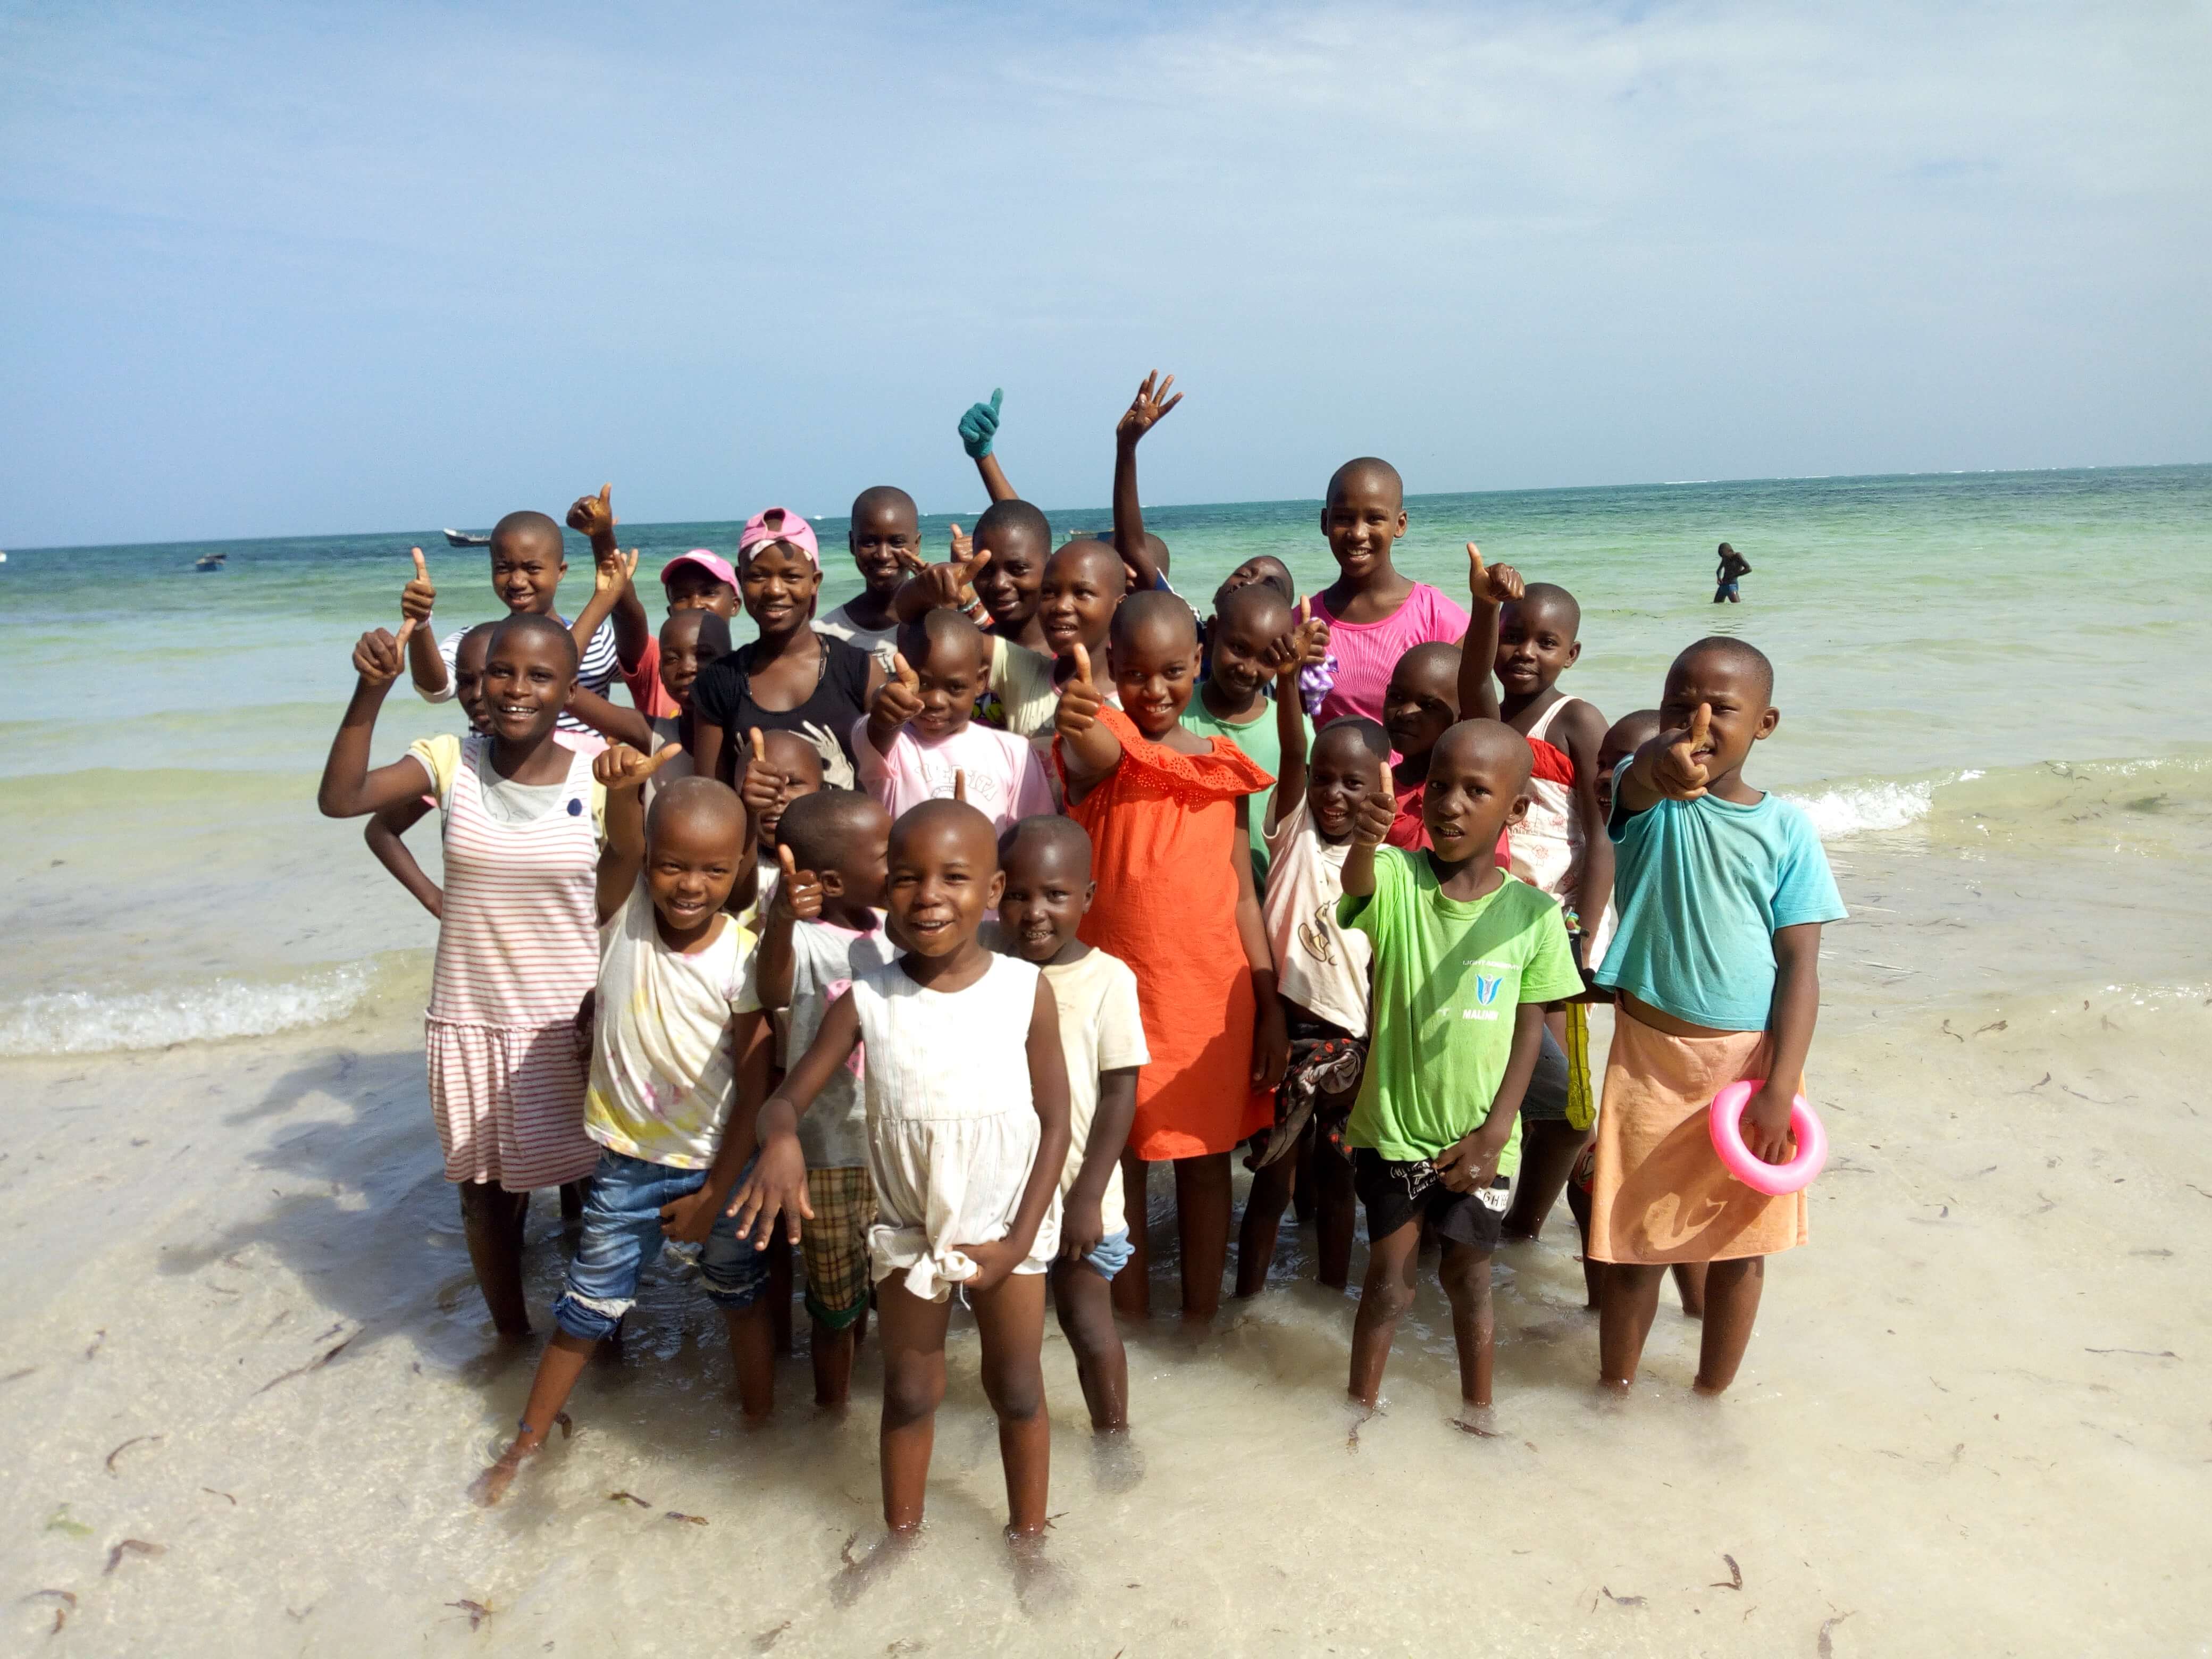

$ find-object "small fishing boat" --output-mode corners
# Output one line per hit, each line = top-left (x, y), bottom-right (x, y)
(443, 528), (492, 547)
(193, 551), (227, 572)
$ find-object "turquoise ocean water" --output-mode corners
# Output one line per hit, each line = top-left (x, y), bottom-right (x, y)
(3, 464), (2208, 1052)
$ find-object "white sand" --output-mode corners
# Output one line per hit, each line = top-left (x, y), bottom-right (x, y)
(4, 974), (2207, 1655)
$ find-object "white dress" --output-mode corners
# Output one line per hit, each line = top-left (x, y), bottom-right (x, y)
(850, 953), (1059, 1301)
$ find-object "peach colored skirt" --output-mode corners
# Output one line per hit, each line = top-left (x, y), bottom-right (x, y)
(1587, 1007), (1808, 1264)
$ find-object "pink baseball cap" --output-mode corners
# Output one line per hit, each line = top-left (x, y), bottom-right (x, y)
(737, 506), (820, 567)
(659, 549), (739, 591)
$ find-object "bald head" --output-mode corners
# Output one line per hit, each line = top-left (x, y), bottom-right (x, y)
(851, 484), (917, 527)
(1111, 587), (1200, 653)
(1511, 582), (1581, 638)
(647, 775), (745, 851)
(1326, 456), (1404, 510)
(490, 509), (564, 556)
(977, 498), (1051, 557)
(890, 798), (999, 868)
(1433, 717), (1534, 786)
(1674, 635), (1774, 701)
(1316, 715), (1390, 769)
(898, 606), (987, 675)
(487, 611), (579, 672)
(1214, 580), (1293, 639)
(775, 786), (882, 872)
(999, 813), (1093, 880)
(1049, 537), (1124, 587)
(1396, 640), (1461, 689)
(662, 607), (731, 656)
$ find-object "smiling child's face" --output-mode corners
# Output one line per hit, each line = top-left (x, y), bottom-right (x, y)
(1319, 472), (1405, 583)
(1207, 589), (1293, 703)
(1496, 594), (1581, 699)
(1111, 613), (1201, 738)
(664, 565), (739, 618)
(488, 525), (566, 616)
(996, 833), (1094, 965)
(646, 793), (746, 934)
(850, 499), (919, 597)
(906, 630), (987, 740)
(886, 806), (1001, 958)
(1308, 725), (1387, 842)
(657, 613), (717, 709)
(1038, 541), (1122, 659)
(753, 731), (824, 852)
(480, 626), (576, 743)
(453, 629), (496, 732)
(1382, 647), (1460, 760)
(971, 523), (1048, 631)
(739, 543), (822, 635)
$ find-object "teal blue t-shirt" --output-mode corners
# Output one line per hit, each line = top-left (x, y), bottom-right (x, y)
(1593, 759), (1847, 1031)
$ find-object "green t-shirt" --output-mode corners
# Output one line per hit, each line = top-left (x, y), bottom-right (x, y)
(1182, 691), (1281, 889)
(1338, 849), (1582, 1167)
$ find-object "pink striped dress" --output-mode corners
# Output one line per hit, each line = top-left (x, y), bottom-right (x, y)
(422, 734), (604, 1191)
(1303, 583), (1471, 728)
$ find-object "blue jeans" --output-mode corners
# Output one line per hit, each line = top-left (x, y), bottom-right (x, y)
(552, 1149), (768, 1342)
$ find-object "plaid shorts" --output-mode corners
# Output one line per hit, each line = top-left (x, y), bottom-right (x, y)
(801, 1165), (876, 1329)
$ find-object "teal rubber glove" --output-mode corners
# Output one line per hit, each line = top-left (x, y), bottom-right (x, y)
(958, 388), (1003, 459)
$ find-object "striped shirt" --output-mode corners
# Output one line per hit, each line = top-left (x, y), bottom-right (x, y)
(416, 615), (622, 738)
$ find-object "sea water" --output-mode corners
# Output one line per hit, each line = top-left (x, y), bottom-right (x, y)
(4, 466), (2211, 1655)
(4, 464), (2207, 1053)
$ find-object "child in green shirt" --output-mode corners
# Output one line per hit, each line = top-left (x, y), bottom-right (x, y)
(1338, 719), (1581, 1422)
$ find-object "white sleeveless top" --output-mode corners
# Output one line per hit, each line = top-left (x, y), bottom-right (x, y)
(849, 953), (1058, 1300)
(1509, 696), (1586, 923)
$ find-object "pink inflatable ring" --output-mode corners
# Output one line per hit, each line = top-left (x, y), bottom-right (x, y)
(1707, 1080), (1827, 1196)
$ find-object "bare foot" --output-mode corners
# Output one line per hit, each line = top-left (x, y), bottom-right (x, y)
(1448, 1403), (1501, 1438)
(830, 1529), (918, 1608)
(1007, 1530), (1074, 1615)
(1089, 1428), (1144, 1494)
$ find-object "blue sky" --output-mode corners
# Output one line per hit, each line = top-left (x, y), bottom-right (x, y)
(3, 1), (2207, 547)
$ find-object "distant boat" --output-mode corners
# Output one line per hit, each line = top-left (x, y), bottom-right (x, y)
(193, 551), (227, 572)
(443, 528), (492, 547)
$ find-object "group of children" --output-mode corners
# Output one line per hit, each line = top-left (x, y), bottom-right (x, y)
(315, 375), (1844, 1542)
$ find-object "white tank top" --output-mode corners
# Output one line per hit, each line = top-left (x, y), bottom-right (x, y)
(1509, 695), (1585, 916)
(849, 952), (1041, 1125)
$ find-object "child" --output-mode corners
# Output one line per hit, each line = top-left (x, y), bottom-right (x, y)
(400, 518), (623, 740)
(615, 548), (743, 722)
(816, 485), (921, 670)
(1182, 582), (1293, 887)
(1036, 539), (1126, 675)
(1218, 555), (1295, 606)
(1713, 542), (1752, 605)
(855, 610), (1055, 831)
(1589, 638), (1845, 1395)
(1303, 458), (1471, 727)
(473, 769), (772, 1504)
(730, 800), (1071, 1539)
(1338, 722), (1582, 1420)
(366, 619), (496, 917)
(735, 727), (825, 925)
(993, 817), (1149, 1435)
(1056, 594), (1285, 1322)
(564, 564), (735, 798)
(1238, 668), (1384, 1297)
(692, 508), (887, 791)
(755, 788), (896, 1406)
(894, 521), (1067, 743)
(1459, 572), (1616, 1247)
(317, 614), (637, 1338)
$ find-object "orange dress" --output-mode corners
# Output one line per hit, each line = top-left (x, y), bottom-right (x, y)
(1060, 708), (1275, 1161)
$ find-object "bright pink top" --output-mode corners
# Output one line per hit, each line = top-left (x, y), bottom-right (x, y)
(1304, 582), (1471, 728)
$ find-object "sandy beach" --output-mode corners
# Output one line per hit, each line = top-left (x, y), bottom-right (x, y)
(6, 909), (2206, 1653)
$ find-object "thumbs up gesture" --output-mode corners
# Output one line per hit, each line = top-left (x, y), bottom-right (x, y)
(1653, 703), (1714, 800)
(1468, 542), (1523, 607)
(739, 728), (784, 823)
(959, 388), (1004, 460)
(869, 650), (927, 745)
(773, 843), (824, 921)
(400, 547), (436, 625)
(567, 482), (617, 544)
(353, 620), (417, 685)
(1352, 752), (1398, 849)
(594, 741), (684, 793)
(1055, 643), (1104, 740)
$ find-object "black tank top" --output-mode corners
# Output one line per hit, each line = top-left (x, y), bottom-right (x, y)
(692, 635), (873, 789)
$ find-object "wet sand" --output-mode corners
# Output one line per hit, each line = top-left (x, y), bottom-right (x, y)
(4, 964), (2207, 1655)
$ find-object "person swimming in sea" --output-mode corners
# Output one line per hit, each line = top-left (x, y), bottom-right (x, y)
(1713, 542), (1751, 604)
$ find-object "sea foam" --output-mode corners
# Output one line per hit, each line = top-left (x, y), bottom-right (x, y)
(0, 963), (376, 1057)
(1782, 778), (1942, 839)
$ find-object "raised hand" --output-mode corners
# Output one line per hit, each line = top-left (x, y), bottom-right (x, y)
(594, 742), (683, 793)
(1055, 643), (1104, 740)
(353, 621), (416, 684)
(1262, 596), (1331, 676)
(774, 843), (824, 920)
(1352, 753), (1397, 848)
(896, 533), (989, 611)
(739, 728), (784, 822)
(567, 482), (616, 543)
(1467, 543), (1523, 607)
(1117, 370), (1182, 447)
(400, 548), (436, 625)
(595, 547), (640, 597)
(872, 651), (926, 730)
(1653, 704), (1713, 800)
(958, 388), (1004, 460)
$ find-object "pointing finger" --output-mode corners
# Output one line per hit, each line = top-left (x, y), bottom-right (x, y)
(893, 544), (926, 574)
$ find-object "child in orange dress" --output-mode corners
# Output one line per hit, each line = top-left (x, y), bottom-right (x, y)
(1054, 592), (1289, 1322)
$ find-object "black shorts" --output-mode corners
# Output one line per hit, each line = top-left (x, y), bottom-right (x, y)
(1516, 1025), (1573, 1124)
(1353, 1150), (1511, 1253)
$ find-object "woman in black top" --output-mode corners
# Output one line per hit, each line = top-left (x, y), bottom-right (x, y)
(692, 512), (887, 791)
